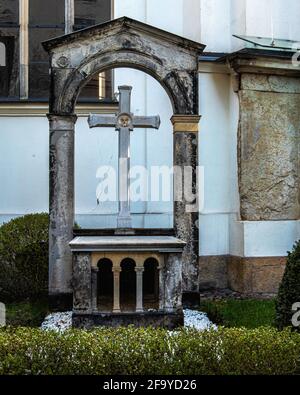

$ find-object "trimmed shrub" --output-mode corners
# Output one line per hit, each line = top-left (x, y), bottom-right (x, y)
(276, 241), (300, 331)
(0, 327), (299, 375)
(0, 214), (49, 302)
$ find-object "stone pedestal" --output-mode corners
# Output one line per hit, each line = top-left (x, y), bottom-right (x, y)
(70, 236), (185, 329)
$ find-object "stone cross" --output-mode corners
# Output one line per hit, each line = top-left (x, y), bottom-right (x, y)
(88, 85), (161, 229)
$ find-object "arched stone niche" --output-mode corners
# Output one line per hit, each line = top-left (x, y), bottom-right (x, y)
(43, 17), (205, 309)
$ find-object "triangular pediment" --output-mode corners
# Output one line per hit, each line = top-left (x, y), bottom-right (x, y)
(43, 16), (205, 54)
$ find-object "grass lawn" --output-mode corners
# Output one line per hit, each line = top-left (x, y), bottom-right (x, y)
(200, 299), (276, 329)
(6, 298), (49, 327)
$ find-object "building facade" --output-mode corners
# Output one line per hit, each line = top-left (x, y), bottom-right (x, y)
(1, 0), (300, 297)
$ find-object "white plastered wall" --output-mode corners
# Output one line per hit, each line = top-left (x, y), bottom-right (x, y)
(0, 0), (300, 256)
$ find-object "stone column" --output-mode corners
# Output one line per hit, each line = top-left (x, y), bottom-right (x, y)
(112, 267), (121, 313)
(159, 261), (165, 311)
(171, 115), (201, 297)
(135, 267), (144, 313)
(47, 114), (77, 310)
(91, 268), (99, 312)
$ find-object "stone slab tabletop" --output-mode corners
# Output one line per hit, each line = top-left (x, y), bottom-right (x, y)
(69, 236), (186, 252)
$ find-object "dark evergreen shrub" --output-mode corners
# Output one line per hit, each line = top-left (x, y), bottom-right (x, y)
(0, 214), (49, 302)
(276, 241), (300, 331)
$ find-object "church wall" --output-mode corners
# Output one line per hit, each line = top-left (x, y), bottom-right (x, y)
(0, 116), (49, 223)
(1, 0), (300, 296)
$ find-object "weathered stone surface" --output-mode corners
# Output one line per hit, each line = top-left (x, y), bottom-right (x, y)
(163, 253), (183, 312)
(43, 17), (204, 116)
(48, 115), (77, 297)
(72, 311), (184, 330)
(174, 131), (199, 292)
(241, 74), (300, 94)
(228, 256), (286, 294)
(239, 88), (300, 220)
(199, 256), (228, 290)
(73, 253), (92, 312)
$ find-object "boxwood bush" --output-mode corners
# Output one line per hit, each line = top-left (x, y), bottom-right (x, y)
(0, 327), (300, 375)
(276, 241), (300, 331)
(0, 214), (49, 302)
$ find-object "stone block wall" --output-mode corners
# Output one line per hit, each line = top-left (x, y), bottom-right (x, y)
(198, 256), (287, 296)
(238, 74), (300, 221)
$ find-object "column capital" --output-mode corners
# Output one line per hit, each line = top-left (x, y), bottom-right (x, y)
(112, 267), (121, 273)
(135, 267), (145, 273)
(171, 115), (201, 133)
(47, 113), (78, 130)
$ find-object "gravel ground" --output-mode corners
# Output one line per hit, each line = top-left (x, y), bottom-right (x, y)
(183, 309), (217, 331)
(41, 312), (72, 332)
(41, 310), (216, 332)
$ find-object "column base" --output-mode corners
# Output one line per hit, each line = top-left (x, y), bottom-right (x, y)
(72, 311), (184, 330)
(49, 293), (73, 312)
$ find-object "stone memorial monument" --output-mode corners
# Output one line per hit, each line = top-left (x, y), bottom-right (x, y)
(43, 17), (204, 328)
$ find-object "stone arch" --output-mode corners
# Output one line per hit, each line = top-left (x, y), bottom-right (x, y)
(44, 17), (204, 306)
(57, 54), (192, 116)
(43, 18), (204, 116)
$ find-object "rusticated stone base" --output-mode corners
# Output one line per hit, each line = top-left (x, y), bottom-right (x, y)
(228, 256), (286, 295)
(72, 311), (184, 330)
(199, 256), (228, 291)
(199, 256), (286, 296)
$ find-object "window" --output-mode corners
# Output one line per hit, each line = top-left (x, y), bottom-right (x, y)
(0, 0), (19, 98)
(0, 42), (5, 66)
(74, 0), (112, 101)
(29, 0), (65, 99)
(0, 0), (112, 101)
(74, 0), (111, 30)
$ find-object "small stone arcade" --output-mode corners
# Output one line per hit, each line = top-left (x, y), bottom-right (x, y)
(43, 17), (204, 329)
(70, 236), (185, 328)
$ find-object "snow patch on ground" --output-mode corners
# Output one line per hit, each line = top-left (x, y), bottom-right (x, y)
(184, 309), (217, 331)
(41, 312), (72, 332)
(41, 310), (217, 332)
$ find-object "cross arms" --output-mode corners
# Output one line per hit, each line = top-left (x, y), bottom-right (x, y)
(88, 114), (117, 129)
(133, 116), (161, 129)
(88, 114), (161, 130)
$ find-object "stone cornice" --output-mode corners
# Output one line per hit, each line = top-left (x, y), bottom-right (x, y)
(224, 49), (300, 77)
(0, 103), (118, 117)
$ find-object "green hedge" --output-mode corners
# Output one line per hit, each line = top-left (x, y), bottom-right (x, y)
(0, 214), (49, 302)
(276, 241), (300, 331)
(0, 327), (300, 375)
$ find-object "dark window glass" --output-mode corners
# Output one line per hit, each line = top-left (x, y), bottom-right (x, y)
(29, 27), (64, 99)
(0, 0), (19, 98)
(75, 0), (113, 101)
(0, 0), (19, 26)
(29, 0), (64, 26)
(74, 0), (111, 30)
(29, 1), (64, 99)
